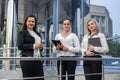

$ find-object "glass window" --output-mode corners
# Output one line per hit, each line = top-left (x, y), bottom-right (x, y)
(95, 16), (99, 23)
(91, 15), (95, 18)
(101, 16), (105, 24)
(100, 27), (105, 33)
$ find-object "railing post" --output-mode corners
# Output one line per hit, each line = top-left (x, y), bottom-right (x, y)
(102, 63), (104, 80)
(59, 60), (62, 80)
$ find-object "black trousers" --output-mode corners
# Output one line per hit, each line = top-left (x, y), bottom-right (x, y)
(57, 58), (77, 80)
(20, 60), (44, 80)
(83, 55), (102, 80)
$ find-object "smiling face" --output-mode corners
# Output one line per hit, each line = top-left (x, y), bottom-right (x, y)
(87, 19), (98, 34)
(63, 19), (71, 32)
(87, 20), (97, 31)
(26, 17), (35, 30)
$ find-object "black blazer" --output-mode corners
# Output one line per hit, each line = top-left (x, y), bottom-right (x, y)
(17, 29), (40, 57)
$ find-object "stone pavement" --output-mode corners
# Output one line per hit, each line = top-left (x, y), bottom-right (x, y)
(0, 68), (84, 80)
(0, 68), (120, 80)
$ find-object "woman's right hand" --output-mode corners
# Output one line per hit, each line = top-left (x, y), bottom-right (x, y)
(85, 50), (94, 56)
(35, 43), (43, 49)
(56, 43), (62, 50)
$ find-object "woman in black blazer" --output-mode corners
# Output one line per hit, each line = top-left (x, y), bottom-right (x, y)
(17, 15), (44, 80)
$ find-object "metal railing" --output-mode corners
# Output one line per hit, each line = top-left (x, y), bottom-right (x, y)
(0, 56), (120, 80)
(0, 47), (120, 80)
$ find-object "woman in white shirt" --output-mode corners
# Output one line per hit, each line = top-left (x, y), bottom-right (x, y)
(53, 18), (80, 80)
(81, 18), (109, 80)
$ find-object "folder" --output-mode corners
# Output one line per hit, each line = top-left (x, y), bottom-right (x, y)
(88, 37), (102, 47)
(88, 37), (102, 54)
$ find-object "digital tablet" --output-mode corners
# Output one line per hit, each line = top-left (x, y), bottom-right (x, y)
(52, 40), (62, 47)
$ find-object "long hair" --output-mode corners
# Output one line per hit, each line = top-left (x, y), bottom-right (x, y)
(86, 18), (99, 35)
(22, 15), (37, 32)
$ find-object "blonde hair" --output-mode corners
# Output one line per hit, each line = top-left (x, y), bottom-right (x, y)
(86, 18), (99, 35)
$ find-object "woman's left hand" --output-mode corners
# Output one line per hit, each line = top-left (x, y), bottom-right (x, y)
(62, 45), (68, 51)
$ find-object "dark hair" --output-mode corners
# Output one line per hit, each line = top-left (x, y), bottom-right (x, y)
(62, 18), (72, 24)
(22, 15), (37, 32)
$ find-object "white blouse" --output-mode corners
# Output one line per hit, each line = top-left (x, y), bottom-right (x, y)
(53, 33), (80, 57)
(27, 28), (41, 57)
(81, 33), (109, 56)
